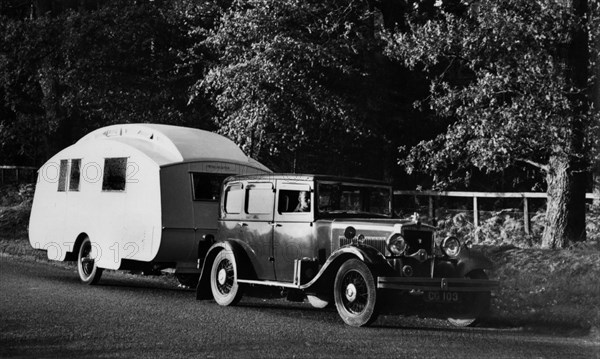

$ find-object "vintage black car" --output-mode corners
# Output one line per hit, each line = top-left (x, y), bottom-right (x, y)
(196, 174), (498, 327)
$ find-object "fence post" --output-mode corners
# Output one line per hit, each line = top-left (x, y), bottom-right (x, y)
(428, 195), (436, 226)
(523, 197), (530, 235)
(473, 196), (479, 242)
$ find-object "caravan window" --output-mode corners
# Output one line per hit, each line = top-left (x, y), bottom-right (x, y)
(57, 160), (68, 192)
(191, 173), (229, 201)
(102, 158), (127, 191)
(69, 159), (81, 191)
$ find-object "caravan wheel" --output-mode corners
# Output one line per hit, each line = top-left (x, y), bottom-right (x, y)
(77, 237), (103, 285)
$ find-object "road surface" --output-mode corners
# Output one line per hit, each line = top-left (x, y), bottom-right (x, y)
(1, 256), (598, 358)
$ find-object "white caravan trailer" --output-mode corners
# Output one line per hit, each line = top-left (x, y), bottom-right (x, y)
(29, 124), (270, 285)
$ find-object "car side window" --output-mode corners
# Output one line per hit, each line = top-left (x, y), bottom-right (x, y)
(278, 190), (311, 213)
(246, 183), (274, 214)
(224, 183), (244, 214)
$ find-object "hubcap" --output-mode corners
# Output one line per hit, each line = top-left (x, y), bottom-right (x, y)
(80, 243), (94, 276)
(345, 283), (357, 302)
(340, 270), (368, 314)
(217, 268), (227, 285)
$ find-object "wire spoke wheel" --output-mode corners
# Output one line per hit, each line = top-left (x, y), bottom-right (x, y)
(341, 272), (369, 314)
(216, 259), (234, 294)
(210, 250), (243, 306)
(334, 259), (379, 327)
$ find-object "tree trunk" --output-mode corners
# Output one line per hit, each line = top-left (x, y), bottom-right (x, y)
(592, 2), (600, 209)
(541, 0), (590, 248)
(542, 155), (587, 248)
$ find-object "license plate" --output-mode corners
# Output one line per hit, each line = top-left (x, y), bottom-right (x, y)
(424, 291), (460, 303)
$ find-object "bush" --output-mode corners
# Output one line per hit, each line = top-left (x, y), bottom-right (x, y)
(0, 184), (34, 235)
(435, 207), (600, 249)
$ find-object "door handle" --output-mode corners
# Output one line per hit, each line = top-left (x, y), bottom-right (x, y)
(269, 222), (282, 227)
(238, 222), (248, 227)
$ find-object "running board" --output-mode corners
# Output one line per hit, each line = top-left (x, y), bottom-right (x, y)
(237, 259), (312, 289)
(237, 279), (300, 289)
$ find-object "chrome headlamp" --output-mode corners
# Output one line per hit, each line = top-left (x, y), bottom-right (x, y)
(387, 234), (407, 256)
(441, 236), (461, 257)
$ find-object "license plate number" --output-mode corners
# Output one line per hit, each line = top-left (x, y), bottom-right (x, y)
(424, 291), (460, 303)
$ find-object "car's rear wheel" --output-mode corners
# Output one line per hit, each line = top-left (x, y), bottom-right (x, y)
(447, 269), (491, 327)
(210, 250), (243, 306)
(77, 237), (103, 285)
(333, 259), (379, 327)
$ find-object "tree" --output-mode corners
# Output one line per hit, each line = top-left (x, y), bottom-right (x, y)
(0, 0), (205, 166)
(384, 0), (598, 248)
(196, 0), (401, 175)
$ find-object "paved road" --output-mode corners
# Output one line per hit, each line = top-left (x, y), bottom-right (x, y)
(1, 256), (598, 358)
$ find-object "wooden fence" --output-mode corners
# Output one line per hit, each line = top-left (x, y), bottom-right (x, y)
(394, 190), (599, 235)
(0, 166), (37, 185)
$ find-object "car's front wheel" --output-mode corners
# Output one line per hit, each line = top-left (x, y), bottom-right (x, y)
(447, 269), (491, 327)
(77, 237), (103, 285)
(210, 250), (243, 306)
(333, 259), (379, 327)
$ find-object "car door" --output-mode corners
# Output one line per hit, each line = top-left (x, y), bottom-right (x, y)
(272, 181), (315, 282)
(241, 181), (276, 280)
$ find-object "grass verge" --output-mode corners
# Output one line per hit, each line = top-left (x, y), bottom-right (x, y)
(483, 245), (600, 334)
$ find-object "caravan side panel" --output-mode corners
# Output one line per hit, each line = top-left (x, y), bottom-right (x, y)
(29, 156), (70, 261)
(29, 141), (163, 270)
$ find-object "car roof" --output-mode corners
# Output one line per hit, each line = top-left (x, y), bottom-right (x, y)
(223, 173), (390, 186)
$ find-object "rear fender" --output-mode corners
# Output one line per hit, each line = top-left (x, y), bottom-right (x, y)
(195, 240), (255, 300)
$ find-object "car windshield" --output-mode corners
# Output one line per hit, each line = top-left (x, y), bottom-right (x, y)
(317, 181), (392, 217)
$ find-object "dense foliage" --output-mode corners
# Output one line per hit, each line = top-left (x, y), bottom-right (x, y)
(386, 0), (598, 186)
(384, 0), (599, 247)
(195, 0), (413, 174)
(0, 0), (208, 164)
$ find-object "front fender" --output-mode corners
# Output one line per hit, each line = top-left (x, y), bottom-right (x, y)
(303, 244), (392, 293)
(195, 240), (255, 300)
(456, 248), (494, 277)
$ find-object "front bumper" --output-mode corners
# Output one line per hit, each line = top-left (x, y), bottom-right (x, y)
(377, 277), (499, 292)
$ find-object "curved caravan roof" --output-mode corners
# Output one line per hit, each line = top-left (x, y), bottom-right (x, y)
(78, 123), (270, 171)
